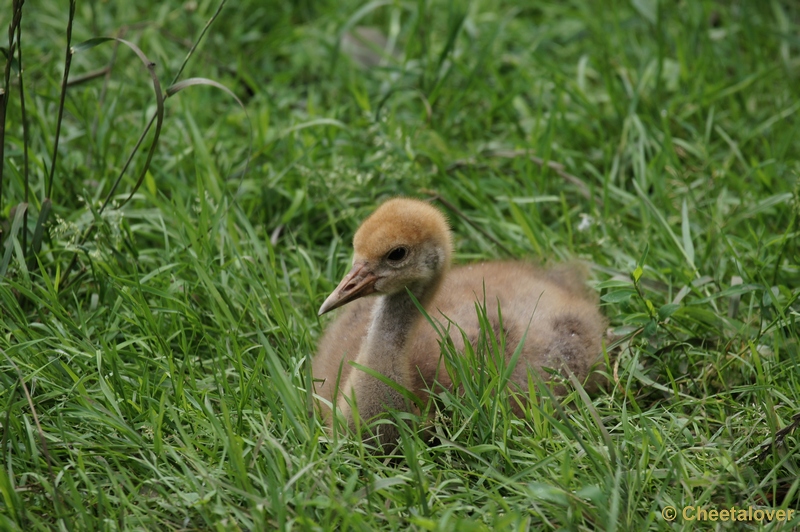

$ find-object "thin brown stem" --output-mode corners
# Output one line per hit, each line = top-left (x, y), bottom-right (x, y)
(170, 0), (227, 85)
(45, 0), (77, 200)
(0, 0), (25, 233)
(447, 149), (602, 207)
(17, 6), (30, 255)
(65, 65), (112, 87)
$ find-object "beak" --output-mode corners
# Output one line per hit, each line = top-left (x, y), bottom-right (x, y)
(318, 262), (378, 316)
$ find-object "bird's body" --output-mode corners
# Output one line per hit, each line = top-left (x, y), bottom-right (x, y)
(313, 198), (605, 443)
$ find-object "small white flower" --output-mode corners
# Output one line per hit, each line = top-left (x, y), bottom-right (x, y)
(577, 214), (593, 232)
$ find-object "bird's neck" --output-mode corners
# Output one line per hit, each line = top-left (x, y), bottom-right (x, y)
(363, 273), (443, 365)
(339, 268), (446, 431)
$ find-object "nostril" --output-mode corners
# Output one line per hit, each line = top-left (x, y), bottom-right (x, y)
(344, 282), (356, 292)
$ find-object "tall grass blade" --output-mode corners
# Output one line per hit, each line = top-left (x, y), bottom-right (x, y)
(0, 202), (26, 278)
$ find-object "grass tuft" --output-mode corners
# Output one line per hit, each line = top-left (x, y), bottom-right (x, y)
(1, 0), (799, 529)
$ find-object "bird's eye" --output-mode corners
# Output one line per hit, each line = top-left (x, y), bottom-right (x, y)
(386, 247), (408, 262)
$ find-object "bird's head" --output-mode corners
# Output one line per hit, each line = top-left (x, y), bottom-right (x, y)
(318, 198), (453, 315)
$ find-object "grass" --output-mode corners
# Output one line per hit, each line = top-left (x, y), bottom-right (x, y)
(1, 0), (799, 529)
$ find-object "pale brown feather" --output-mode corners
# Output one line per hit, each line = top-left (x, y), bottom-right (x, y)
(313, 259), (606, 421)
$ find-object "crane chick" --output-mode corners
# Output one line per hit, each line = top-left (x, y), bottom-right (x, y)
(313, 198), (606, 445)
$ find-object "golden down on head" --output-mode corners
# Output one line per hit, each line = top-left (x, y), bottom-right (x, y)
(352, 198), (453, 262)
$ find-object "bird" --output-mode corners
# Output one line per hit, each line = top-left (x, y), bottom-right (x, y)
(312, 197), (606, 445)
